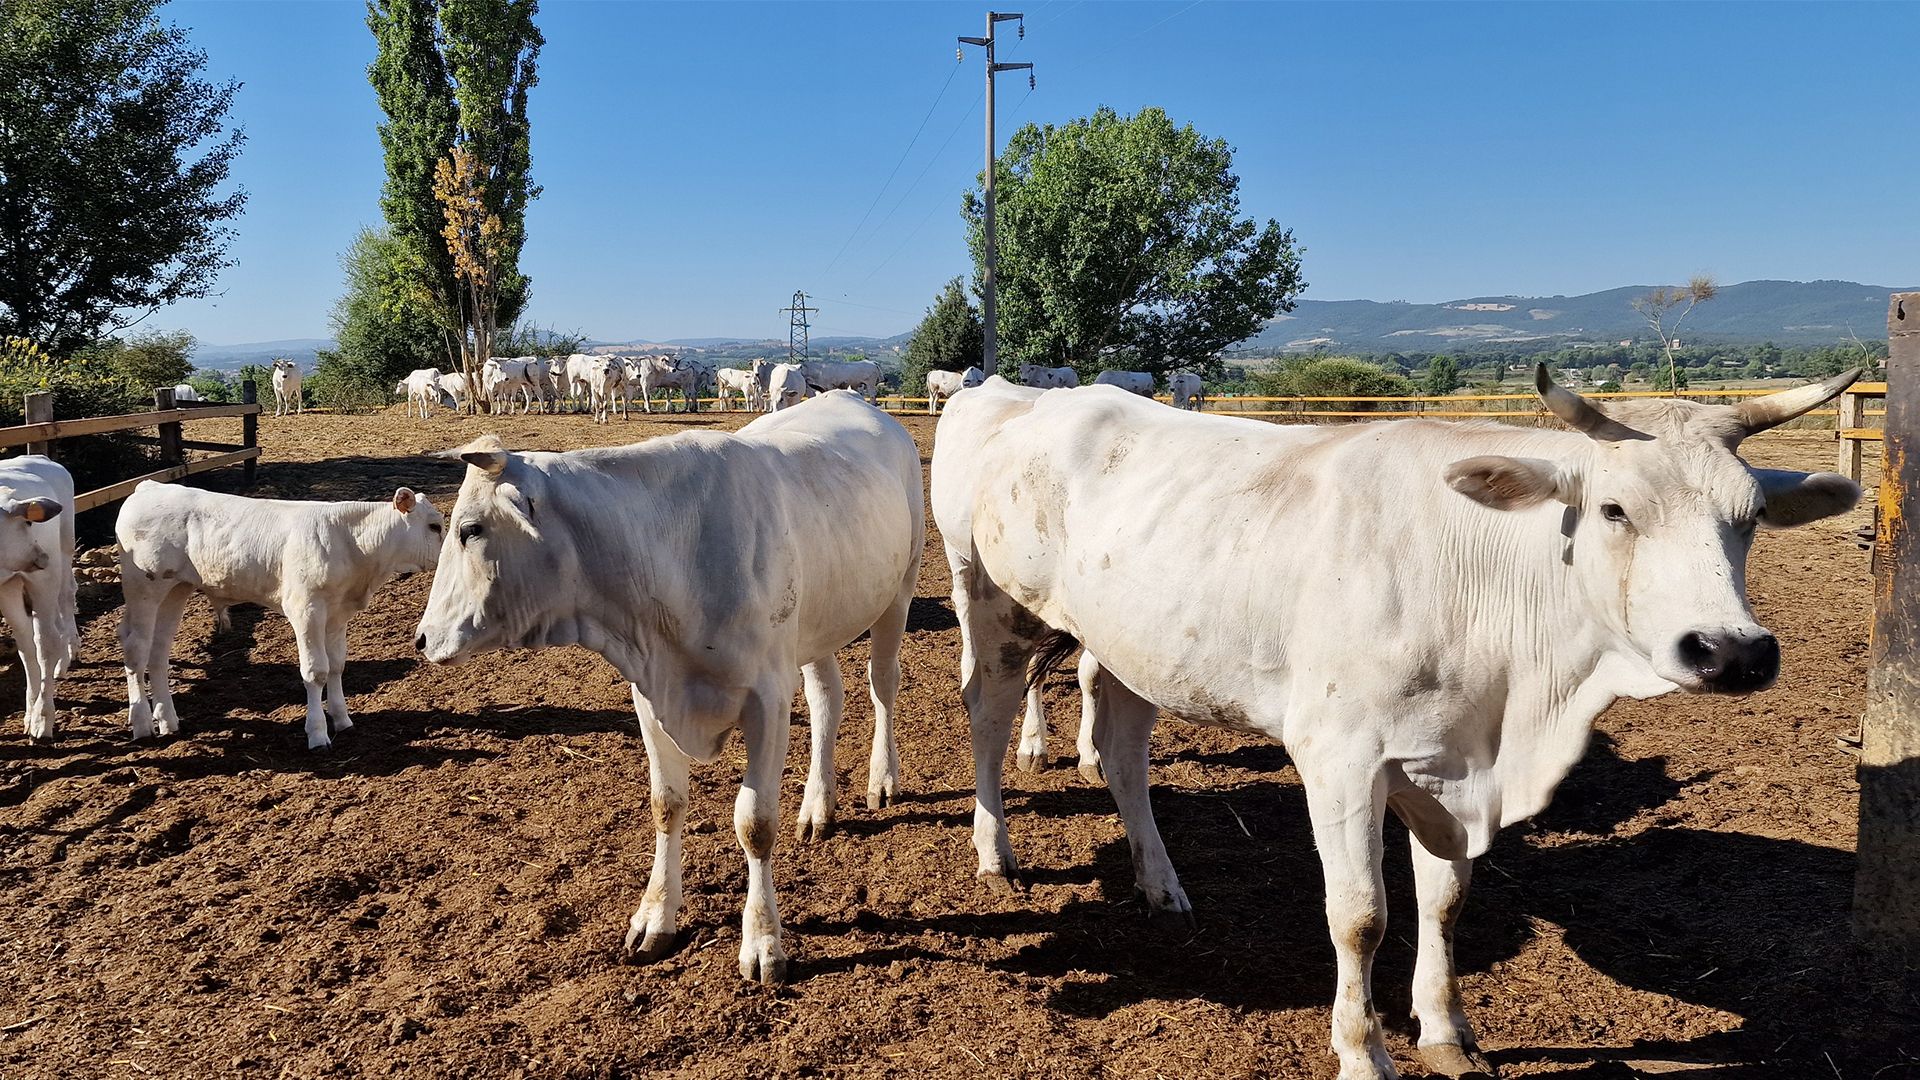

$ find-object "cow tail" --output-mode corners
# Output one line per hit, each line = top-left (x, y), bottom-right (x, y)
(1024, 629), (1081, 695)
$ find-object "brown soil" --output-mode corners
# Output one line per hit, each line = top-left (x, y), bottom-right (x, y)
(1, 410), (1913, 1079)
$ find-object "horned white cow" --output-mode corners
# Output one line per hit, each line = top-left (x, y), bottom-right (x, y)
(800, 358), (880, 401)
(587, 356), (628, 423)
(716, 367), (761, 412)
(933, 368), (1862, 1080)
(925, 366), (985, 414)
(1168, 372), (1204, 410)
(415, 390), (924, 985)
(0, 457), (76, 740)
(397, 368), (445, 418)
(1018, 364), (1077, 389)
(115, 483), (444, 750)
(271, 359), (302, 416)
(634, 354), (702, 414)
(1092, 369), (1154, 396)
(750, 359), (774, 412)
(484, 357), (541, 414)
(768, 363), (809, 412)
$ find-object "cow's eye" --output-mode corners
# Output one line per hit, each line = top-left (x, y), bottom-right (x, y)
(428, 523), (442, 535)
(1601, 503), (1630, 525)
(458, 521), (483, 545)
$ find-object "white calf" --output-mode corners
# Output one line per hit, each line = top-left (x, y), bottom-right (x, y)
(1168, 373), (1204, 410)
(925, 366), (985, 414)
(717, 367), (761, 412)
(115, 483), (444, 749)
(271, 359), (303, 416)
(398, 368), (445, 418)
(589, 357), (628, 423)
(0, 457), (76, 740)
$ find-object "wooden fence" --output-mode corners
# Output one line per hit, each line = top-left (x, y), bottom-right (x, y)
(0, 382), (262, 512)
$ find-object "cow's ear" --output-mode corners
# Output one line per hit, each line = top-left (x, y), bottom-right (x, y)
(1755, 468), (1861, 528)
(455, 434), (508, 476)
(1445, 455), (1571, 511)
(393, 487), (417, 514)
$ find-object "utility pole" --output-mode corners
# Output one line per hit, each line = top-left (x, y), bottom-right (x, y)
(780, 290), (818, 366)
(959, 11), (1031, 374)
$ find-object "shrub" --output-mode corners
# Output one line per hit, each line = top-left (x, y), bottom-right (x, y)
(305, 349), (397, 413)
(1249, 356), (1412, 412)
(0, 335), (155, 541)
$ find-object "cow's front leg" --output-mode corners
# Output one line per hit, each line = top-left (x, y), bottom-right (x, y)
(1017, 680), (1050, 772)
(0, 582), (47, 740)
(1408, 835), (1493, 1078)
(625, 687), (691, 963)
(736, 683), (793, 984)
(795, 658), (844, 842)
(1302, 753), (1396, 1080)
(323, 618), (352, 734)
(1093, 674), (1191, 926)
(289, 606), (332, 750)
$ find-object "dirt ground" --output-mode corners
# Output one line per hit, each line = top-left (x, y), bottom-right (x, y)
(1, 406), (1914, 1079)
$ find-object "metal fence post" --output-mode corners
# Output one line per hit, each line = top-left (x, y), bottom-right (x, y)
(24, 391), (52, 456)
(241, 379), (258, 486)
(1856, 291), (1920, 960)
(153, 387), (182, 468)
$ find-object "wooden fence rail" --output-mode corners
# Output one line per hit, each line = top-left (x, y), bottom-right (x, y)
(2, 381), (262, 512)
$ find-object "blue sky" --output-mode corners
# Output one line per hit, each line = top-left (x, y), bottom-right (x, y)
(157, 0), (1918, 345)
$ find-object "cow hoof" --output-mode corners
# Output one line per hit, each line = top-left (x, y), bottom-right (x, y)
(1015, 747), (1047, 773)
(739, 941), (788, 986)
(865, 783), (897, 810)
(976, 868), (1026, 896)
(622, 926), (677, 964)
(1077, 760), (1105, 785)
(333, 714), (354, 733)
(308, 737), (333, 752)
(793, 812), (834, 843)
(1145, 904), (1197, 935)
(1416, 1043), (1496, 1078)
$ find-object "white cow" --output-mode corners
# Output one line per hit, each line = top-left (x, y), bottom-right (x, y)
(588, 356), (628, 423)
(397, 368), (445, 418)
(800, 358), (880, 401)
(436, 371), (474, 409)
(634, 354), (702, 414)
(415, 390), (924, 985)
(716, 367), (761, 412)
(563, 353), (604, 412)
(0, 457), (76, 741)
(933, 368), (1863, 1080)
(169, 383), (201, 403)
(271, 359), (302, 416)
(1092, 369), (1154, 396)
(484, 356), (541, 415)
(1018, 364), (1077, 389)
(1168, 372), (1204, 410)
(925, 366), (985, 415)
(768, 363), (809, 412)
(750, 359), (775, 412)
(535, 357), (565, 412)
(115, 482), (444, 750)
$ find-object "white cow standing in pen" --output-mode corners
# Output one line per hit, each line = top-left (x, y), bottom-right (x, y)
(415, 391), (924, 986)
(925, 366), (984, 414)
(115, 482), (444, 750)
(0, 456), (77, 740)
(271, 359), (303, 416)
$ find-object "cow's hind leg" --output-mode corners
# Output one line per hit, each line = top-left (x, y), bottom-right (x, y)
(1075, 648), (1103, 783)
(1407, 833), (1492, 1078)
(323, 617), (352, 735)
(957, 566), (1036, 890)
(1093, 673), (1191, 927)
(288, 604), (332, 750)
(1300, 748), (1395, 1080)
(794, 658), (844, 842)
(142, 584), (193, 737)
(625, 687), (691, 962)
(0, 580), (46, 740)
(736, 680), (794, 984)
(117, 572), (164, 741)
(865, 582), (911, 809)
(1017, 678), (1050, 773)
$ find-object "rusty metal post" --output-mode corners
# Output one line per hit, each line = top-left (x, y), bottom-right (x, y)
(1857, 292), (1920, 958)
(24, 391), (52, 456)
(153, 387), (182, 468)
(241, 379), (258, 486)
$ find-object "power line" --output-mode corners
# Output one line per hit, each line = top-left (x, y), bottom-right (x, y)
(845, 87), (984, 281)
(820, 59), (965, 279)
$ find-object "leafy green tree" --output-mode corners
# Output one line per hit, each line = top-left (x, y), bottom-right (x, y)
(965, 106), (1303, 380)
(1650, 364), (1690, 391)
(1252, 356), (1411, 411)
(902, 278), (984, 394)
(366, 0), (540, 381)
(330, 228), (447, 392)
(1421, 355), (1460, 396)
(0, 0), (246, 354)
(76, 329), (196, 391)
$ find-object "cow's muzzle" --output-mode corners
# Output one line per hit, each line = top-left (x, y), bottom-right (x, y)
(1676, 628), (1780, 694)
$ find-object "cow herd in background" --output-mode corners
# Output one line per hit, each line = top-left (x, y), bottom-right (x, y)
(0, 363), (1869, 1079)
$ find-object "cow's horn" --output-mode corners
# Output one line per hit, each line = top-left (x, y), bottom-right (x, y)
(1732, 368), (1862, 437)
(1534, 364), (1643, 442)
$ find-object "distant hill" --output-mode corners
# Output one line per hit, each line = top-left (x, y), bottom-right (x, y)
(190, 338), (333, 370)
(1249, 280), (1912, 354)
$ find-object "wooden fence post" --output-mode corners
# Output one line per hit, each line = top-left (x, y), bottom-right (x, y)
(24, 391), (52, 456)
(153, 387), (182, 468)
(1838, 387), (1865, 480)
(1856, 291), (1920, 961)
(241, 379), (258, 486)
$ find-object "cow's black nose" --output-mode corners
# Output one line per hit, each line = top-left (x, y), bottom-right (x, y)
(414, 633), (427, 653)
(1679, 629), (1779, 693)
